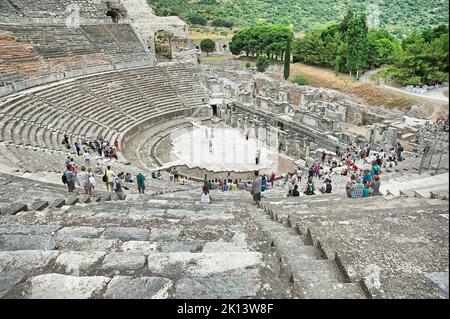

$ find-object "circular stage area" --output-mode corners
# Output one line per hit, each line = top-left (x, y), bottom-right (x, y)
(155, 121), (297, 180)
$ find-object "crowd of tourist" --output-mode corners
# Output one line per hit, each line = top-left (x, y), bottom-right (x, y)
(62, 132), (120, 160)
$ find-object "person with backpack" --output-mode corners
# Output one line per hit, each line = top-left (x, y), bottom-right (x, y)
(113, 172), (126, 199)
(78, 166), (92, 196)
(304, 177), (315, 196)
(136, 173), (145, 194)
(104, 165), (114, 192)
(63, 165), (76, 193)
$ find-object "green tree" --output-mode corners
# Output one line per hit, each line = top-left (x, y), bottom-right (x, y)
(211, 18), (234, 28)
(345, 13), (369, 78)
(367, 29), (401, 68)
(256, 55), (270, 72)
(229, 25), (293, 60)
(188, 15), (207, 26)
(292, 74), (309, 85)
(200, 39), (216, 56)
(284, 39), (291, 80)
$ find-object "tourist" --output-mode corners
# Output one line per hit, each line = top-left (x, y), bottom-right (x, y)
(231, 181), (238, 191)
(292, 184), (300, 197)
(371, 161), (382, 177)
(304, 177), (315, 196)
(136, 172), (145, 194)
(209, 140), (213, 153)
(63, 165), (76, 193)
(320, 178), (332, 194)
(226, 172), (232, 183)
(270, 172), (276, 185)
(201, 185), (212, 204)
(113, 172), (126, 198)
(173, 169), (179, 182)
(114, 139), (119, 151)
(78, 166), (92, 196)
(251, 171), (262, 205)
(286, 178), (294, 197)
(125, 173), (133, 183)
(261, 174), (267, 192)
(308, 166), (315, 179)
(88, 167), (96, 190)
(75, 142), (81, 156)
(185, 177), (193, 190)
(296, 167), (303, 182)
(83, 151), (91, 166)
(345, 175), (356, 198)
(363, 183), (371, 198)
(104, 165), (115, 192)
(238, 179), (246, 190)
(362, 168), (372, 185)
(350, 178), (364, 199)
(371, 175), (382, 196)
(396, 142), (404, 161)
(222, 181), (228, 192)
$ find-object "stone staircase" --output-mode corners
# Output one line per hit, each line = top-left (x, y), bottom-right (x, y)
(0, 189), (291, 299)
(258, 191), (449, 299)
(248, 204), (366, 299)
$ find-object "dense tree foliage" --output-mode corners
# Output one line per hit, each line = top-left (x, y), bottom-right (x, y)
(292, 13), (448, 85)
(382, 26), (449, 85)
(229, 26), (293, 60)
(346, 14), (369, 77)
(149, 0), (448, 35)
(200, 38), (216, 56)
(256, 55), (270, 72)
(211, 19), (234, 28)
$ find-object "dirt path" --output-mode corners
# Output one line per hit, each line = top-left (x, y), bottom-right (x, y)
(290, 63), (449, 119)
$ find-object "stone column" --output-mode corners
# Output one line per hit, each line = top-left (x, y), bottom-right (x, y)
(249, 119), (256, 138)
(220, 107), (226, 121)
(230, 112), (237, 128)
(243, 115), (249, 133)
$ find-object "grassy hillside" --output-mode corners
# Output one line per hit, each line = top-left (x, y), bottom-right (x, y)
(149, 0), (449, 35)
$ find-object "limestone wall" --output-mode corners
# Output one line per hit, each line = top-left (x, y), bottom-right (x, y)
(120, 0), (189, 52)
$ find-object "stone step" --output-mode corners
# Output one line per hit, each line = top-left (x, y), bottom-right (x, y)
(297, 282), (366, 299)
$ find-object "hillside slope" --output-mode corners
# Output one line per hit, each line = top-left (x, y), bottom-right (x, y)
(149, 0), (449, 35)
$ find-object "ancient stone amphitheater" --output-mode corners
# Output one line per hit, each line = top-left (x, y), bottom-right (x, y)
(0, 0), (448, 299)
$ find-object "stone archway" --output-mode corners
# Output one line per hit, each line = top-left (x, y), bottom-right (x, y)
(154, 30), (172, 61)
(106, 9), (121, 23)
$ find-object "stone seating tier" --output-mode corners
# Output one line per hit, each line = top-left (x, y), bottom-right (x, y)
(0, 23), (152, 89)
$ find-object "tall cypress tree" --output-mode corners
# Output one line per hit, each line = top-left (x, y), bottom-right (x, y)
(346, 14), (369, 78)
(284, 39), (291, 80)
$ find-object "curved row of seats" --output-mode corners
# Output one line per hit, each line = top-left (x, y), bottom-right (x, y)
(0, 23), (152, 87)
(0, 64), (206, 173)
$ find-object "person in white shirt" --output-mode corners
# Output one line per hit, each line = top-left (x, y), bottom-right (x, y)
(83, 151), (91, 166)
(201, 185), (212, 204)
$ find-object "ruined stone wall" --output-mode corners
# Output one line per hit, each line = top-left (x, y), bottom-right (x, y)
(121, 0), (189, 52)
